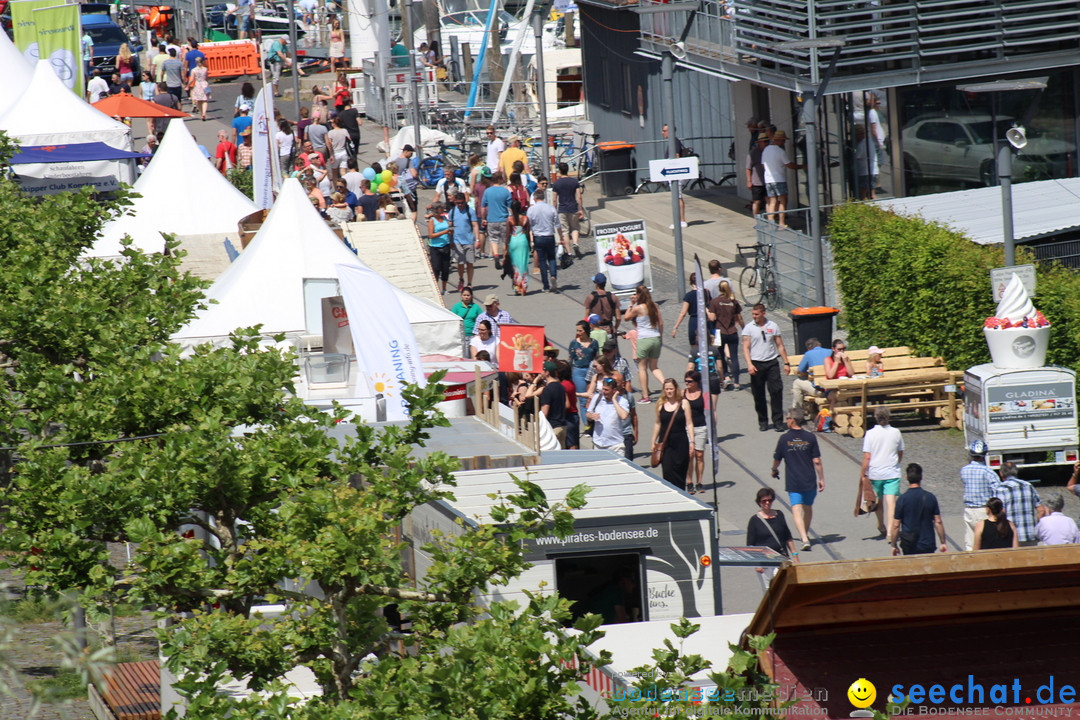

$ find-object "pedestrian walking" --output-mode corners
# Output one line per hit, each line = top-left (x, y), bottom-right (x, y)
(586, 377), (630, 455)
(706, 280), (743, 389)
(960, 440), (1001, 551)
(651, 378), (694, 491)
(682, 371), (709, 495)
(860, 406), (904, 538)
(740, 303), (790, 431)
(569, 320), (600, 418)
(449, 193), (479, 290)
(671, 272), (711, 346)
(188, 56), (210, 121)
(746, 487), (798, 591)
(995, 462), (1045, 547)
(527, 190), (559, 293)
(771, 407), (825, 550)
(623, 285), (665, 403)
(889, 463), (947, 556)
(507, 203), (531, 296)
(972, 497), (1017, 550)
(426, 202), (453, 295)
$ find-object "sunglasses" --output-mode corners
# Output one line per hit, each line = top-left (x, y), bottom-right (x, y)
(602, 378), (617, 386)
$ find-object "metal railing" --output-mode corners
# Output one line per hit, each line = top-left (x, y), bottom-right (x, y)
(754, 208), (838, 310)
(636, 0), (1080, 90)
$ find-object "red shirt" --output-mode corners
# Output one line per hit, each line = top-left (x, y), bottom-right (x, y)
(215, 140), (237, 174)
(560, 379), (578, 416)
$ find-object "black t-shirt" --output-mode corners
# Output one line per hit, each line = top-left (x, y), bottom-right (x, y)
(746, 511), (793, 555)
(894, 486), (941, 554)
(552, 176), (580, 213)
(357, 193), (380, 221)
(338, 108), (361, 139)
(773, 428), (820, 494)
(539, 380), (567, 428)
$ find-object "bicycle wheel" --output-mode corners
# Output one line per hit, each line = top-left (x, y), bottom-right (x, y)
(739, 266), (762, 306)
(761, 270), (778, 309)
(418, 157), (444, 188)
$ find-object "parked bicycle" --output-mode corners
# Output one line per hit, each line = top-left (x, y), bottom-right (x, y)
(418, 140), (469, 187)
(736, 243), (778, 309)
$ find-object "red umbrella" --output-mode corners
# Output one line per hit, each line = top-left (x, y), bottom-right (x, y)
(92, 93), (191, 119)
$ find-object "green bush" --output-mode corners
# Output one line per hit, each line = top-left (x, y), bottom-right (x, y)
(226, 167), (253, 200)
(827, 203), (1080, 375)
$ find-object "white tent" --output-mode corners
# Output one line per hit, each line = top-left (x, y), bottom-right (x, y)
(174, 178), (463, 356)
(0, 32), (33, 118)
(89, 119), (258, 259)
(0, 60), (133, 194)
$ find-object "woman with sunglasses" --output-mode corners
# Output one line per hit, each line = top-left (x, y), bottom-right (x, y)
(682, 371), (709, 494)
(651, 378), (694, 491)
(746, 487), (798, 590)
(623, 285), (665, 403)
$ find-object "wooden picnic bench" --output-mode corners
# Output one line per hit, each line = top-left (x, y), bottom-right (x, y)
(89, 659), (161, 720)
(789, 346), (964, 437)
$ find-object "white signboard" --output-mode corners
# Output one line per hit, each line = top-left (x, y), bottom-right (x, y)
(649, 156), (700, 183)
(594, 219), (654, 295)
(992, 264), (1036, 302)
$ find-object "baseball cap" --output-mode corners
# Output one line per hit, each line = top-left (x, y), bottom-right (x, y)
(593, 273), (607, 286)
(587, 314), (602, 325)
(969, 440), (988, 455)
(480, 165), (493, 178)
(867, 345), (882, 355)
(483, 293), (499, 306)
(543, 361), (558, 373)
(403, 144), (415, 152)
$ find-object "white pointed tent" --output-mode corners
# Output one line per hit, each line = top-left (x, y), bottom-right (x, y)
(88, 119), (258, 259)
(174, 178), (463, 356)
(0, 59), (133, 194)
(0, 32), (33, 118)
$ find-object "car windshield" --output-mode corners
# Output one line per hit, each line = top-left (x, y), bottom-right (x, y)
(86, 25), (130, 45)
(966, 120), (1016, 145)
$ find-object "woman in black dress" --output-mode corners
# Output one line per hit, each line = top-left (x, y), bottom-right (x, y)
(651, 378), (694, 491)
(746, 487), (799, 590)
(972, 497), (1018, 550)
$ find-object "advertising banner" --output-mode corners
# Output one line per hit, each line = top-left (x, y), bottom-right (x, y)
(336, 263), (425, 421)
(34, 4), (82, 92)
(986, 382), (1075, 424)
(12, 159), (121, 195)
(496, 324), (545, 373)
(252, 86), (275, 208)
(594, 219), (653, 296)
(10, 0), (55, 62)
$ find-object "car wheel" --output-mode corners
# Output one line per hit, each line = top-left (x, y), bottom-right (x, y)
(979, 159), (997, 187)
(903, 154), (920, 192)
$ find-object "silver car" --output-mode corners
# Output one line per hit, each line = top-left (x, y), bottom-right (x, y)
(902, 114), (1074, 187)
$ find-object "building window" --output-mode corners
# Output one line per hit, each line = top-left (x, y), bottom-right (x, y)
(598, 57), (611, 109)
(622, 65), (633, 115)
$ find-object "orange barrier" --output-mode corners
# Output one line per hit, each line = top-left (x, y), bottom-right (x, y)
(200, 39), (261, 79)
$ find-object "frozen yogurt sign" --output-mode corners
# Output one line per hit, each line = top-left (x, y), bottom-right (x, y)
(984, 273), (1050, 369)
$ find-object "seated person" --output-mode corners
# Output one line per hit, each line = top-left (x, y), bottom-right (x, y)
(866, 345), (885, 377)
(823, 338), (855, 410)
(792, 338), (831, 409)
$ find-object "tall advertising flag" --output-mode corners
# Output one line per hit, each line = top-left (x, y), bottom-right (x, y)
(34, 4), (82, 92)
(336, 263), (426, 422)
(10, 0), (55, 63)
(252, 86), (276, 208)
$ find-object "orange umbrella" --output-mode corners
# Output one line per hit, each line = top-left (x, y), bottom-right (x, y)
(93, 93), (191, 119)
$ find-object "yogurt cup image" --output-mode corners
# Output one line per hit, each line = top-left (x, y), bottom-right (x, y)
(983, 273), (1050, 369)
(603, 232), (646, 290)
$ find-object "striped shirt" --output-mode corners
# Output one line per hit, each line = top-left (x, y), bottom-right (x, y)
(996, 477), (1043, 543)
(960, 461), (1000, 508)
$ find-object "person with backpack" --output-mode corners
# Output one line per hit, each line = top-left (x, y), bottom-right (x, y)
(448, 191), (479, 290)
(584, 274), (620, 334)
(508, 172), (531, 210)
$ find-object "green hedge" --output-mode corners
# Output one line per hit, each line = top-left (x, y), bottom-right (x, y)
(827, 203), (1080, 374)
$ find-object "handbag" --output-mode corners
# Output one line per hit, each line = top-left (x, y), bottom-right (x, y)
(854, 475), (878, 517)
(757, 514), (790, 558)
(650, 407), (677, 468)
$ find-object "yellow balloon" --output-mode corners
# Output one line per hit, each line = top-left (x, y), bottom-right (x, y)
(378, 182), (390, 194)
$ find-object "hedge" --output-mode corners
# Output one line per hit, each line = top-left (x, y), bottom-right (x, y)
(826, 203), (1080, 375)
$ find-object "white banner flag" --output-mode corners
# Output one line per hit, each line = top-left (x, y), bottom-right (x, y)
(336, 263), (426, 421)
(252, 86), (275, 209)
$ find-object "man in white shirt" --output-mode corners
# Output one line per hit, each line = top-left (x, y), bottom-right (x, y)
(586, 377), (630, 453)
(761, 130), (805, 228)
(86, 69), (109, 103)
(860, 406), (904, 537)
(485, 125), (505, 172)
(433, 166), (469, 205)
(740, 304), (789, 432)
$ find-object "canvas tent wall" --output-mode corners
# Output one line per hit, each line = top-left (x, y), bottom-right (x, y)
(405, 457), (719, 623)
(0, 32), (33, 118)
(0, 60), (133, 195)
(173, 178), (463, 356)
(88, 119), (257, 259)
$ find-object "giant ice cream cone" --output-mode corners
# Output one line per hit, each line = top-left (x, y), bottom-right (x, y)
(984, 274), (1050, 369)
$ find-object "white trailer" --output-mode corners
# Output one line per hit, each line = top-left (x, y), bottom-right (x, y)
(963, 363), (1078, 472)
(404, 456), (720, 622)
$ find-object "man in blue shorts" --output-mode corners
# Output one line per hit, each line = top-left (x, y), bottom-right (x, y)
(771, 407), (825, 551)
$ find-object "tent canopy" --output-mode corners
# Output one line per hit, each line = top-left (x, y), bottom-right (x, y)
(10, 143), (151, 165)
(0, 32), (33, 119)
(0, 60), (131, 149)
(88, 119), (257, 259)
(174, 178), (463, 356)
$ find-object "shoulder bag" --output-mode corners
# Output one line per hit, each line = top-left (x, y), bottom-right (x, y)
(757, 514), (790, 557)
(650, 406), (677, 467)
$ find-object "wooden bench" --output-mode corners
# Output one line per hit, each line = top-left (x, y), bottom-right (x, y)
(92, 660), (161, 720)
(788, 346), (912, 374)
(816, 367), (965, 437)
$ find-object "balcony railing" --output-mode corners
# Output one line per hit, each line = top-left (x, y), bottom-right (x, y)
(637, 0), (1080, 91)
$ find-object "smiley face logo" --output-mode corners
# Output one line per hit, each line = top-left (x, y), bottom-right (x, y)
(847, 678), (876, 709)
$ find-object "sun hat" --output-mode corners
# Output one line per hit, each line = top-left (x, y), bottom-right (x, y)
(483, 293), (499, 306)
